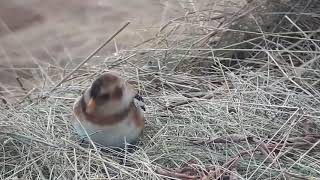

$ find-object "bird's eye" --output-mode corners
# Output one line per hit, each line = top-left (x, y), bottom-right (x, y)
(100, 93), (110, 100)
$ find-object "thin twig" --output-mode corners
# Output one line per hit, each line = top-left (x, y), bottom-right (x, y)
(155, 168), (199, 180)
(18, 87), (36, 104)
(16, 76), (32, 103)
(49, 21), (130, 93)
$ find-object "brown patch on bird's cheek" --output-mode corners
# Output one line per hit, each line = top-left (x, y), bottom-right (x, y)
(111, 86), (123, 101)
(86, 98), (96, 114)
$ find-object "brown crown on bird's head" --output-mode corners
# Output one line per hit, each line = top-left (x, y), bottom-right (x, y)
(86, 72), (126, 114)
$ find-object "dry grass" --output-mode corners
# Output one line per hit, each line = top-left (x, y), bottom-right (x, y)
(1, 1), (320, 179)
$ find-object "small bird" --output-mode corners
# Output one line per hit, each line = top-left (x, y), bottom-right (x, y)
(72, 71), (145, 148)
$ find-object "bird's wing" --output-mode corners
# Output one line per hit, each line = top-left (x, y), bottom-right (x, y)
(134, 94), (146, 111)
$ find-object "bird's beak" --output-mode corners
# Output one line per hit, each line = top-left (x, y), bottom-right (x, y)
(86, 98), (96, 114)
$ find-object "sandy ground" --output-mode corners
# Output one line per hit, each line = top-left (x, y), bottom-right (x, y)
(0, 0), (246, 100)
(0, 0), (188, 93)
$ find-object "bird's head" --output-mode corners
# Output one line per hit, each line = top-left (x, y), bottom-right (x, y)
(85, 72), (133, 115)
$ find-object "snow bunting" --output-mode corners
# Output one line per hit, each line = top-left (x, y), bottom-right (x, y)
(72, 72), (145, 148)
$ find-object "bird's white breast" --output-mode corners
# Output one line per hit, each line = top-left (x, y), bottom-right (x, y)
(72, 116), (143, 148)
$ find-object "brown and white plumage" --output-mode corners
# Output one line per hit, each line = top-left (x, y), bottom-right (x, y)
(72, 72), (145, 148)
